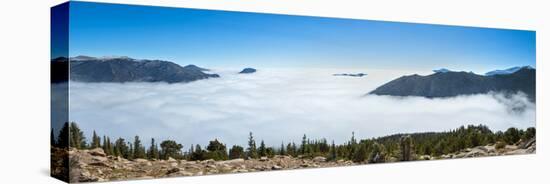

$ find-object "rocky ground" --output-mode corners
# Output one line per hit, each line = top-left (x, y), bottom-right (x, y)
(64, 138), (535, 183)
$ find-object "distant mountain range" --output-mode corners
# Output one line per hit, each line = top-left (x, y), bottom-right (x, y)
(68, 56), (219, 83)
(485, 66), (534, 76)
(369, 67), (535, 102)
(333, 73), (367, 77)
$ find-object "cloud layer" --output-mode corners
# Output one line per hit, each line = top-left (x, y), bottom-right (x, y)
(68, 68), (535, 148)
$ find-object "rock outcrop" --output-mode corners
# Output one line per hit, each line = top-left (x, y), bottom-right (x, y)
(67, 150), (352, 182)
(440, 138), (536, 159)
(66, 138), (535, 182)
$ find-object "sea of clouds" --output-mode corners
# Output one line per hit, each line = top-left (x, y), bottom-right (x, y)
(66, 68), (536, 148)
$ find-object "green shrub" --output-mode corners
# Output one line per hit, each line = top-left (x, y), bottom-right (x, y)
(495, 141), (506, 150)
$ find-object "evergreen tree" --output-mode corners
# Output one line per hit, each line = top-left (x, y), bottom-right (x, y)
(229, 145), (245, 159)
(147, 138), (160, 160)
(114, 138), (129, 158)
(291, 143), (297, 157)
(206, 139), (228, 160)
(133, 136), (146, 159)
(160, 140), (183, 160)
(246, 132), (258, 159)
(266, 147), (275, 158)
(301, 134), (307, 155)
(368, 142), (386, 163)
(286, 143), (293, 156)
(51, 128), (56, 146)
(190, 144), (206, 161)
(399, 135), (413, 161)
(102, 136), (108, 154)
(128, 142), (134, 160)
(69, 122), (86, 149)
(352, 143), (368, 162)
(258, 140), (267, 157)
(330, 140), (337, 160)
(57, 122), (70, 148)
(523, 127), (536, 140)
(504, 127), (521, 144)
(279, 142), (286, 155)
(106, 137), (114, 156)
(90, 131), (101, 149)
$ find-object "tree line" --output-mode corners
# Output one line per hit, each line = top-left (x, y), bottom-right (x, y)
(52, 122), (535, 163)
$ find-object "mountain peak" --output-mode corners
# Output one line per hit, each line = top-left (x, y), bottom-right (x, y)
(239, 68), (257, 74)
(370, 68), (535, 102)
(485, 66), (534, 76)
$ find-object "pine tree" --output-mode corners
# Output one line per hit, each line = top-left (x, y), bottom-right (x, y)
(51, 128), (56, 146)
(69, 122), (86, 149)
(258, 140), (267, 157)
(133, 136), (146, 159)
(106, 137), (114, 156)
(301, 134), (307, 155)
(266, 147), (275, 158)
(523, 127), (536, 140)
(330, 140), (337, 160)
(286, 143), (293, 156)
(504, 127), (521, 144)
(102, 136), (108, 153)
(368, 142), (386, 163)
(57, 122), (70, 148)
(352, 143), (368, 162)
(279, 142), (286, 155)
(400, 135), (413, 161)
(128, 142), (134, 160)
(291, 143), (297, 157)
(206, 139), (228, 160)
(246, 132), (258, 159)
(147, 138), (159, 160)
(190, 144), (206, 161)
(229, 145), (245, 159)
(91, 131), (101, 149)
(160, 140), (183, 160)
(114, 138), (129, 158)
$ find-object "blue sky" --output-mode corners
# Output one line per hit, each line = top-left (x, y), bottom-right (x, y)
(66, 1), (535, 73)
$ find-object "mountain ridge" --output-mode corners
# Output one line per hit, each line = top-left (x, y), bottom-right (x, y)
(68, 56), (219, 83)
(369, 67), (535, 102)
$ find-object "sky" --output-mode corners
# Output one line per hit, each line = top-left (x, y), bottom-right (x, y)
(63, 1), (536, 73)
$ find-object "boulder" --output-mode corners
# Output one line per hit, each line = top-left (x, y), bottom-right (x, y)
(519, 138), (536, 149)
(178, 171), (194, 176)
(134, 158), (148, 163)
(313, 156), (326, 162)
(166, 168), (180, 175)
(88, 148), (107, 157)
(91, 156), (108, 162)
(167, 157), (177, 162)
(271, 165), (283, 170)
(218, 158), (244, 165)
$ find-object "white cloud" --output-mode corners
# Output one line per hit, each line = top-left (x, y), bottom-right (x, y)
(68, 68), (535, 148)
